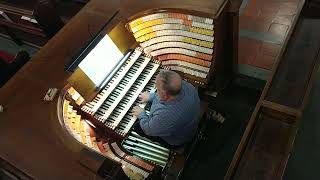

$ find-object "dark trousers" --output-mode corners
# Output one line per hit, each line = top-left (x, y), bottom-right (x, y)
(133, 121), (181, 149)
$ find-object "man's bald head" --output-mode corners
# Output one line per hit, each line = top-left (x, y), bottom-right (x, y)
(156, 70), (182, 97)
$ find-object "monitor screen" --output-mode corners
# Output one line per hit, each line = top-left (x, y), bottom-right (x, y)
(78, 35), (123, 87)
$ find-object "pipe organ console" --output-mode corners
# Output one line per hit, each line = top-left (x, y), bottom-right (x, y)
(0, 0), (239, 179)
(61, 48), (174, 179)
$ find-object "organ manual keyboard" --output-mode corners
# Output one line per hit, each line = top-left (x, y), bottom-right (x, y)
(63, 47), (175, 179)
(0, 0), (240, 180)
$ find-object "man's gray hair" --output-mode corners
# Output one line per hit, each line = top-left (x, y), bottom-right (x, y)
(157, 70), (182, 96)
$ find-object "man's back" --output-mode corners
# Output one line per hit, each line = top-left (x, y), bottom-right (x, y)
(143, 81), (200, 146)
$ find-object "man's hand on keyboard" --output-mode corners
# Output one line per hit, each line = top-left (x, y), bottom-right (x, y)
(131, 106), (144, 117)
(139, 92), (150, 103)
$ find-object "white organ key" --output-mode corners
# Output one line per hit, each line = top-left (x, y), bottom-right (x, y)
(99, 56), (151, 122)
(121, 88), (157, 135)
(110, 62), (159, 129)
(87, 49), (142, 113)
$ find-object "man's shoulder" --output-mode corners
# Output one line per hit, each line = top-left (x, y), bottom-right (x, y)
(182, 80), (197, 93)
(182, 80), (192, 88)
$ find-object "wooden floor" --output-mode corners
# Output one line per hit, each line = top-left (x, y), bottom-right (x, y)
(239, 0), (301, 71)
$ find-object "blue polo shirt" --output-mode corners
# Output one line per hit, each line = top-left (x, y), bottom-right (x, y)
(138, 81), (200, 146)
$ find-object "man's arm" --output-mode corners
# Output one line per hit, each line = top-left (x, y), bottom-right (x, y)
(139, 92), (156, 103)
(148, 92), (156, 103)
(138, 110), (172, 137)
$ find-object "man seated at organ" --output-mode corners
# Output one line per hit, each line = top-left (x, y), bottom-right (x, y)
(132, 70), (201, 148)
